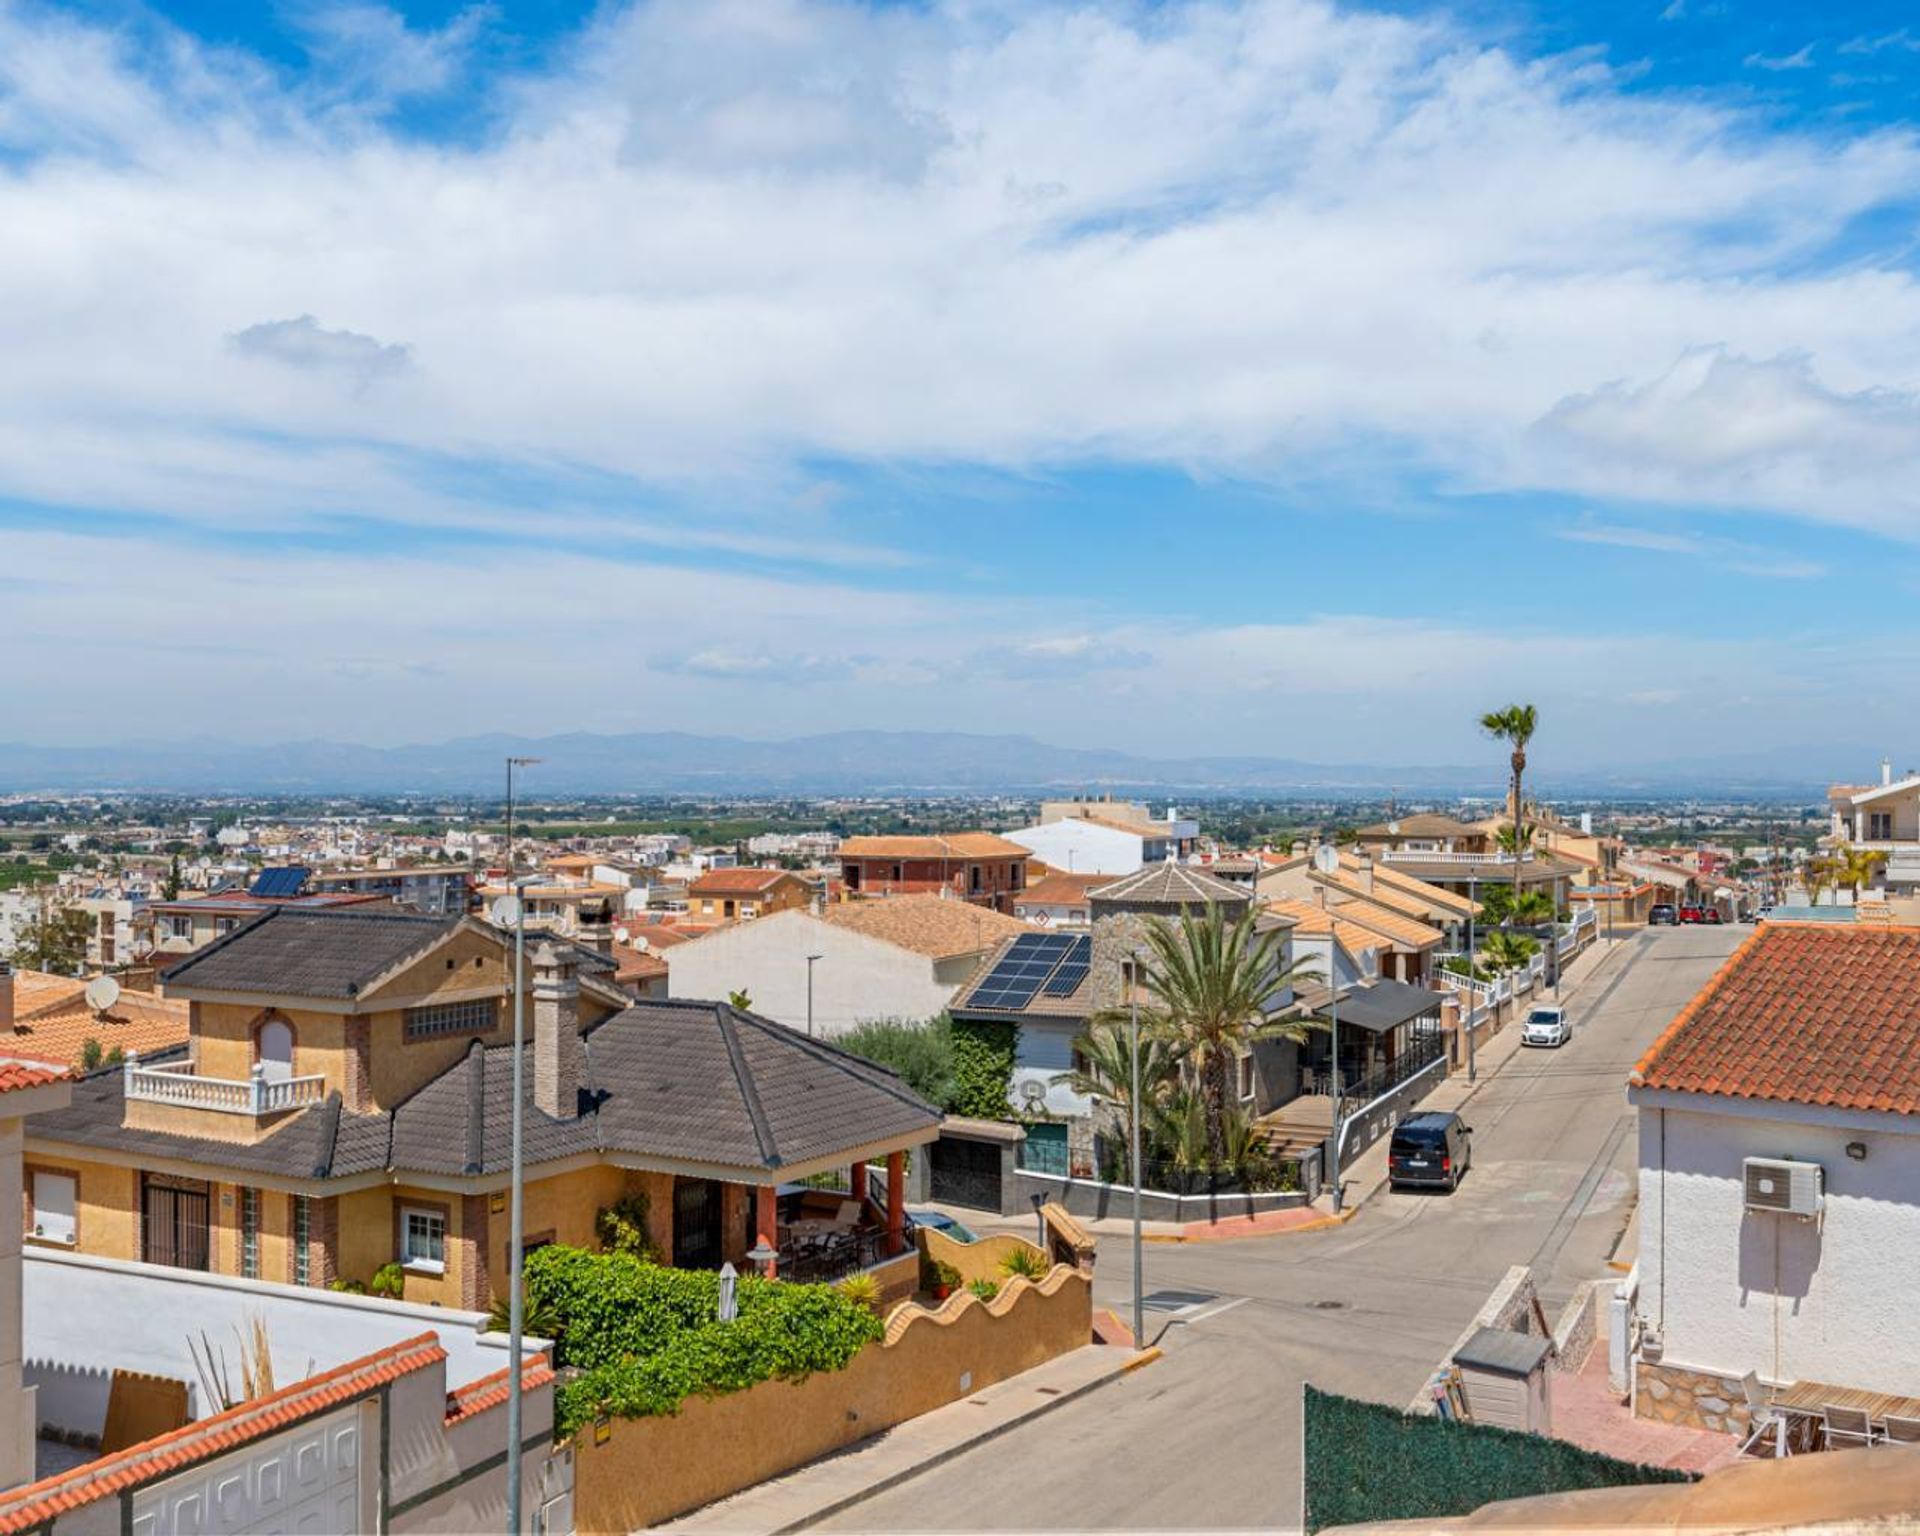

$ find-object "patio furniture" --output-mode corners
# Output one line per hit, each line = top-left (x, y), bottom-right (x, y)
(1737, 1372), (1790, 1459)
(1883, 1415), (1920, 1445)
(1823, 1405), (1878, 1450)
(1771, 1378), (1920, 1449)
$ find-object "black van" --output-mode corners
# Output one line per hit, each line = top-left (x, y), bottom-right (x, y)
(1388, 1112), (1473, 1192)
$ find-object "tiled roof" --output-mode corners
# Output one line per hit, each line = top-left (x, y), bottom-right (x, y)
(1013, 872), (1108, 906)
(1313, 898), (1443, 951)
(161, 907), (461, 998)
(823, 894), (1031, 958)
(444, 1354), (556, 1425)
(388, 1001), (940, 1177)
(1353, 813), (1481, 839)
(0, 1333), (446, 1534)
(840, 833), (1030, 860)
(1630, 923), (1920, 1114)
(611, 943), (669, 983)
(6, 969), (85, 1018)
(8, 985), (190, 1069)
(688, 867), (802, 895)
(0, 1063), (65, 1094)
(1089, 863), (1251, 911)
(1262, 898), (1388, 957)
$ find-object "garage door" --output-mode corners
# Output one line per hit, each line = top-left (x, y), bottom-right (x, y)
(131, 1404), (364, 1535)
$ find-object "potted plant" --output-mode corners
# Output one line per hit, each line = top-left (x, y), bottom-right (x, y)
(967, 1277), (999, 1302)
(369, 1262), (406, 1300)
(931, 1260), (961, 1301)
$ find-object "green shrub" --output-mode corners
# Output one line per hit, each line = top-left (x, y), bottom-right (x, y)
(835, 1272), (883, 1316)
(524, 1246), (883, 1435)
(948, 1016), (1019, 1119)
(328, 1278), (367, 1294)
(998, 1246), (1048, 1281)
(836, 1017), (954, 1108)
(594, 1191), (658, 1260)
(966, 1277), (999, 1301)
(368, 1263), (406, 1300)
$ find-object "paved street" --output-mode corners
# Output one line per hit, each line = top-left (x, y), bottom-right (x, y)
(821, 925), (1746, 1534)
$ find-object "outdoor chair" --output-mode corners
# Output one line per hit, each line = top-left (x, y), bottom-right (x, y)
(1737, 1373), (1788, 1458)
(1883, 1416), (1920, 1445)
(1822, 1405), (1878, 1450)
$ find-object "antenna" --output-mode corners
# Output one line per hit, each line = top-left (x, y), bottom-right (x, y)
(1019, 1079), (1047, 1108)
(84, 975), (121, 1015)
(1312, 845), (1341, 876)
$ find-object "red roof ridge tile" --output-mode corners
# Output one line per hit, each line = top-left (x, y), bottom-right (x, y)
(444, 1353), (555, 1425)
(1628, 925), (1767, 1087)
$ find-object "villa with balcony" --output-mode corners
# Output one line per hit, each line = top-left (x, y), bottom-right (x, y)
(25, 907), (941, 1305)
(1828, 761), (1920, 893)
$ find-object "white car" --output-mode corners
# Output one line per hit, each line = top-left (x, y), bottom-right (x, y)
(1522, 1005), (1571, 1048)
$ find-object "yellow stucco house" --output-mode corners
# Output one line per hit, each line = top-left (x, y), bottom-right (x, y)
(22, 908), (939, 1309)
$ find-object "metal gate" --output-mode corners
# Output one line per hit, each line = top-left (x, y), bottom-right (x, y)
(141, 1176), (211, 1272)
(929, 1136), (1002, 1211)
(671, 1178), (723, 1269)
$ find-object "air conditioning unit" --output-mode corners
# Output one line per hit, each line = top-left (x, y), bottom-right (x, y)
(1744, 1157), (1823, 1218)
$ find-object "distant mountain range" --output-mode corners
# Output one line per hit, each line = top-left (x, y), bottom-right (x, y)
(0, 730), (1852, 798)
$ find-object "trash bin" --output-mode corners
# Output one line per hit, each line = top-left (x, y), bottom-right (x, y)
(1452, 1326), (1553, 1432)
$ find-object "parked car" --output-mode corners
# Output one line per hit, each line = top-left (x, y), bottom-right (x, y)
(1677, 904), (1706, 924)
(1388, 1112), (1473, 1193)
(1649, 903), (1678, 926)
(1755, 905), (1776, 922)
(1521, 1005), (1571, 1048)
(1701, 907), (1724, 925)
(907, 1208), (976, 1243)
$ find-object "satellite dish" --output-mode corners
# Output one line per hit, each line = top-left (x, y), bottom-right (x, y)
(84, 976), (120, 1015)
(489, 895), (522, 928)
(1019, 1080), (1047, 1108)
(1387, 820), (1400, 835)
(1312, 844), (1341, 875)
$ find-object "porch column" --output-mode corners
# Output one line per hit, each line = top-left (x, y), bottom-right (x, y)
(848, 1161), (866, 1206)
(754, 1185), (778, 1278)
(885, 1152), (905, 1256)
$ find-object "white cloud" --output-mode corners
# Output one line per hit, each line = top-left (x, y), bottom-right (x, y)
(1554, 513), (1829, 579)
(1840, 29), (1920, 56)
(1558, 523), (1705, 555)
(1745, 45), (1814, 72)
(230, 314), (411, 380)
(1, 0), (1919, 547)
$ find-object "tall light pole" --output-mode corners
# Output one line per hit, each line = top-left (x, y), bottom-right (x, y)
(503, 754), (540, 1536)
(1313, 845), (1345, 1208)
(806, 953), (822, 1038)
(1129, 983), (1144, 1351)
(1465, 875), (1478, 1083)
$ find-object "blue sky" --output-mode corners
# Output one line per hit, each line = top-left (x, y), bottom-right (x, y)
(6, 0), (1920, 770)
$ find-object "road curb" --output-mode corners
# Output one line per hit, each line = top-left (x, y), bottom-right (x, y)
(1138, 1205), (1358, 1244)
(766, 1350), (1149, 1533)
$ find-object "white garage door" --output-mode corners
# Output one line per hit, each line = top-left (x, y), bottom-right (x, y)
(131, 1404), (364, 1536)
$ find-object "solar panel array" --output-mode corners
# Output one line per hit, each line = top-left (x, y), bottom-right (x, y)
(969, 932), (1091, 1011)
(249, 866), (310, 899)
(1042, 934), (1092, 996)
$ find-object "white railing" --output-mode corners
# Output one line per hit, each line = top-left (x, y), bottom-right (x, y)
(123, 1054), (326, 1116)
(1380, 850), (1534, 867)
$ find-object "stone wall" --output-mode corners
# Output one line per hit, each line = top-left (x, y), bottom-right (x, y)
(1634, 1358), (1752, 1436)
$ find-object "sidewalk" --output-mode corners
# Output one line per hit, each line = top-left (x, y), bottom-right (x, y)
(1320, 933), (1637, 1217)
(655, 1343), (1152, 1533)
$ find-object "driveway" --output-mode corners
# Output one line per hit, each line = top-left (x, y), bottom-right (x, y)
(818, 925), (1746, 1533)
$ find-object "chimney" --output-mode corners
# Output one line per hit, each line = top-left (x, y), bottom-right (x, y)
(1290, 840), (1307, 859)
(0, 962), (11, 1034)
(531, 942), (582, 1120)
(1353, 852), (1375, 895)
(1884, 757), (1894, 787)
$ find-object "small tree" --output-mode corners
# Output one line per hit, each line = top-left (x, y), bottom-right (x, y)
(9, 903), (92, 974)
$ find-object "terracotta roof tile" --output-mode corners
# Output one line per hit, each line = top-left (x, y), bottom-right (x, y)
(1012, 873), (1107, 906)
(6, 989), (190, 1069)
(823, 894), (1031, 958)
(840, 833), (1029, 860)
(1630, 923), (1920, 1115)
(688, 867), (806, 896)
(444, 1354), (555, 1425)
(0, 1063), (65, 1093)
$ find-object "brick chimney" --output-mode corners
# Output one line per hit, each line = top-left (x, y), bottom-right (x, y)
(0, 962), (12, 1034)
(531, 942), (582, 1120)
(1353, 852), (1375, 895)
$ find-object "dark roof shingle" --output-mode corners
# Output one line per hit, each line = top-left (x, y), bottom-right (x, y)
(161, 907), (460, 998)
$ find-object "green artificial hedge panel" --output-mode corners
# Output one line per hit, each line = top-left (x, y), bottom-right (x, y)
(1301, 1385), (1696, 1533)
(948, 1016), (1019, 1120)
(523, 1245), (884, 1434)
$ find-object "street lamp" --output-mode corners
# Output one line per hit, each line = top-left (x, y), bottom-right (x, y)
(1312, 845), (1345, 1209)
(1129, 983), (1144, 1351)
(806, 953), (823, 1038)
(502, 754), (540, 1536)
(1465, 874), (1478, 1084)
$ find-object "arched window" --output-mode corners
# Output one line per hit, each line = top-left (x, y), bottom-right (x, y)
(257, 1018), (294, 1082)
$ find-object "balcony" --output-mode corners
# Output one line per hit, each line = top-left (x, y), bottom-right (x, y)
(123, 1055), (326, 1116)
(1380, 850), (1532, 867)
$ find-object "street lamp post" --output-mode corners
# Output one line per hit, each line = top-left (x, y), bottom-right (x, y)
(1328, 980), (1343, 1213)
(1465, 875), (1478, 1084)
(503, 754), (540, 1536)
(1129, 985), (1144, 1351)
(806, 953), (822, 1038)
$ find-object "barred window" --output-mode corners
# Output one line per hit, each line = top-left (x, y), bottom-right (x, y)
(240, 1187), (260, 1279)
(292, 1195), (311, 1286)
(404, 998), (495, 1041)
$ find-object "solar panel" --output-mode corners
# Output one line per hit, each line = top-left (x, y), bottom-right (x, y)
(970, 933), (1080, 1010)
(249, 866), (310, 898)
(1042, 935), (1093, 996)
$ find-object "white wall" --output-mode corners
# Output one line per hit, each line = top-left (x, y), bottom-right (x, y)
(666, 910), (960, 1035)
(1006, 821), (1144, 877)
(23, 1248), (523, 1435)
(1634, 1091), (1920, 1397)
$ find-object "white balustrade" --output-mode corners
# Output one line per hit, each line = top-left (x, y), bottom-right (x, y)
(123, 1054), (325, 1116)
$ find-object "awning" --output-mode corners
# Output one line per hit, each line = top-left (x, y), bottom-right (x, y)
(1299, 979), (1446, 1035)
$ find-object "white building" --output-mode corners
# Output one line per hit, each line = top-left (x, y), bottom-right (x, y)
(1627, 923), (1920, 1429)
(666, 898), (1032, 1036)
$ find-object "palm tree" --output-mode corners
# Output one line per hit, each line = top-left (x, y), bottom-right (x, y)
(1480, 704), (1539, 916)
(1480, 929), (1538, 974)
(1802, 859), (1833, 907)
(1495, 822), (1535, 857)
(1512, 890), (1556, 928)
(1051, 1019), (1176, 1177)
(1132, 904), (1323, 1163)
(1834, 844), (1885, 901)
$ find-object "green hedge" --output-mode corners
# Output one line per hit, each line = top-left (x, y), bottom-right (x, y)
(948, 1016), (1019, 1119)
(523, 1246), (884, 1435)
(1302, 1385), (1695, 1533)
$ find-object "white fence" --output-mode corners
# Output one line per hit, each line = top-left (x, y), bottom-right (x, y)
(1432, 905), (1599, 1026)
(124, 1054), (326, 1116)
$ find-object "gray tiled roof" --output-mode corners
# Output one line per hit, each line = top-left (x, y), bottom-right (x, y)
(31, 1047), (391, 1179)
(1089, 863), (1252, 911)
(161, 907), (461, 998)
